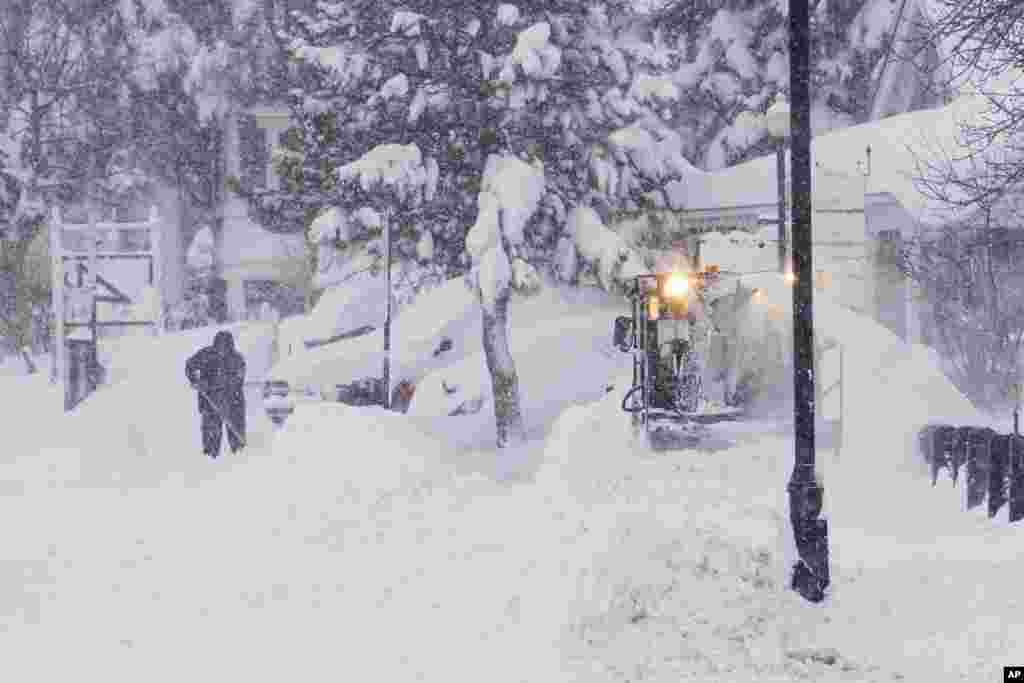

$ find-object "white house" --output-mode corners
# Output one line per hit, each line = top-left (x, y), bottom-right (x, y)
(617, 91), (995, 345)
(218, 105), (306, 321)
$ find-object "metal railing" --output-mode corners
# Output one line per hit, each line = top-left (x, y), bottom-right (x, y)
(919, 424), (1024, 522)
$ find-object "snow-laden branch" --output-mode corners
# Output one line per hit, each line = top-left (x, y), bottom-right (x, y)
(499, 21), (562, 83)
(467, 154), (545, 310)
(335, 142), (439, 205)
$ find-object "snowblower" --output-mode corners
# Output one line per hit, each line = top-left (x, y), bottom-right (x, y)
(613, 267), (746, 448)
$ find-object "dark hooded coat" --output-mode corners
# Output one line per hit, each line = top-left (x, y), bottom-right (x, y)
(185, 331), (246, 417)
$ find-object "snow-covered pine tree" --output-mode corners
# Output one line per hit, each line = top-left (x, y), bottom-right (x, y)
(645, 0), (944, 169)
(258, 1), (703, 446)
(106, 0), (308, 306)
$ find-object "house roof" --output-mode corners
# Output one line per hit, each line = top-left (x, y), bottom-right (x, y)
(672, 90), (994, 228)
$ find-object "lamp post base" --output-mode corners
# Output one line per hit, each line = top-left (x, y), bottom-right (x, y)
(788, 480), (829, 603)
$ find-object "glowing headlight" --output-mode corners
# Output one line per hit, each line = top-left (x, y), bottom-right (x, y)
(663, 273), (689, 299)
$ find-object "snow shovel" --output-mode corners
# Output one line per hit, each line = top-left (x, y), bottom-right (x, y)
(194, 384), (247, 450)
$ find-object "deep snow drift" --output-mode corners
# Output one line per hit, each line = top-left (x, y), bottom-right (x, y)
(1, 276), (1021, 682)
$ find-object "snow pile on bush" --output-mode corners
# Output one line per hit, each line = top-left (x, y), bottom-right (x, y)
(302, 272), (388, 340)
(564, 206), (645, 289)
(408, 285), (630, 433)
(270, 276), (481, 393)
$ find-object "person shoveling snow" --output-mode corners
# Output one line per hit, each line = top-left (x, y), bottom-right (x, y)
(185, 331), (247, 458)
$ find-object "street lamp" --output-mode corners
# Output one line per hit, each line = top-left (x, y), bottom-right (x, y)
(382, 205), (393, 410)
(788, 0), (829, 603)
(765, 95), (790, 276)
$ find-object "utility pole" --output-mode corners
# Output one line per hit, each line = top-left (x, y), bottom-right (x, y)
(383, 206), (392, 409)
(788, 0), (829, 603)
(777, 145), (787, 274)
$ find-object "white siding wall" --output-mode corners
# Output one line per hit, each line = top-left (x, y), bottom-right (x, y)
(812, 166), (868, 314)
(221, 110), (305, 320)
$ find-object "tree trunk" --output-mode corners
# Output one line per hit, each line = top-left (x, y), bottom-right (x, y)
(480, 277), (525, 449)
(210, 119), (228, 283)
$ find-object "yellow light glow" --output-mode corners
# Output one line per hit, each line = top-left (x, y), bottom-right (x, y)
(663, 273), (689, 299)
(785, 270), (797, 285)
(648, 295), (661, 320)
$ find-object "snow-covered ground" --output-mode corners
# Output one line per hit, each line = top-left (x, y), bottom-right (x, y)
(1, 276), (1021, 682)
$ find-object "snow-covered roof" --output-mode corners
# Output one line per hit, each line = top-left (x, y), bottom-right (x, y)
(677, 91), (993, 228)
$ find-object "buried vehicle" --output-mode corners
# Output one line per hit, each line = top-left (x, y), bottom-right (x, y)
(613, 267), (783, 447)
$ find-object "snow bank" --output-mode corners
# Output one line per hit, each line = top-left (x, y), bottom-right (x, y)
(528, 281), (1015, 681)
(270, 276), (481, 392)
(5, 251), (1019, 683)
(301, 270), (388, 341)
(243, 403), (572, 681)
(410, 312), (628, 427)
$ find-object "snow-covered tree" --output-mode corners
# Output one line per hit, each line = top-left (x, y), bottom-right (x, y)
(464, 153), (545, 445)
(0, 0), (145, 371)
(888, 0), (1024, 411)
(256, 0), (708, 446)
(907, 0), (1024, 213)
(901, 198), (1024, 413)
(645, 0), (944, 169)
(119, 0), (295, 286)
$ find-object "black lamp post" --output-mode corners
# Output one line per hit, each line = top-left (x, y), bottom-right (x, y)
(382, 205), (392, 410)
(788, 0), (829, 603)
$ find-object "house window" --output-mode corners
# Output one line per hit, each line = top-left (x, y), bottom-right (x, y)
(238, 115), (270, 192)
(876, 229), (903, 268)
